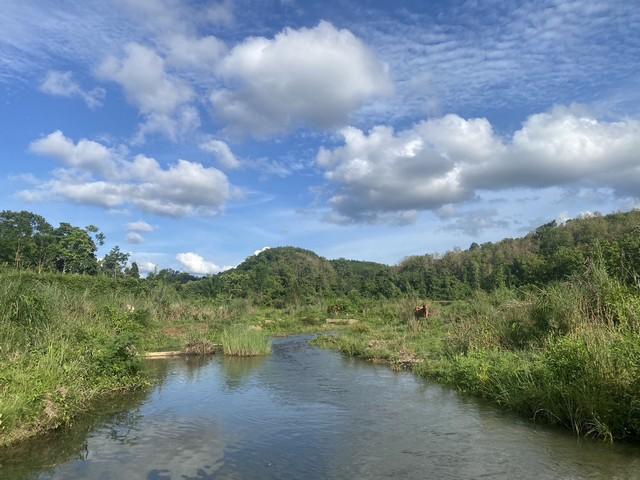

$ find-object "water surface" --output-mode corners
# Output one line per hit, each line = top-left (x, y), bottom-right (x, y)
(2, 336), (639, 479)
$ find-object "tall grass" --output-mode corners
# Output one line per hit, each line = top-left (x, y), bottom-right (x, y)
(316, 262), (640, 442)
(0, 269), (263, 446)
(220, 325), (272, 356)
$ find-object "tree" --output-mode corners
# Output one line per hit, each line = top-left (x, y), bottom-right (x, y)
(0, 210), (55, 271)
(54, 223), (99, 274)
(85, 224), (105, 246)
(101, 246), (130, 278)
(125, 261), (140, 279)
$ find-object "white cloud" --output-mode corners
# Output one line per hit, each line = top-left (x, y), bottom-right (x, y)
(96, 43), (198, 143)
(115, 0), (232, 32)
(40, 70), (105, 109)
(29, 130), (117, 177)
(199, 138), (240, 169)
(25, 131), (231, 217)
(136, 261), (157, 275)
(317, 106), (640, 223)
(126, 220), (155, 232)
(253, 246), (271, 256)
(164, 33), (226, 72)
(125, 220), (154, 243)
(212, 21), (392, 135)
(349, 1), (640, 122)
(126, 231), (144, 244)
(176, 252), (225, 275)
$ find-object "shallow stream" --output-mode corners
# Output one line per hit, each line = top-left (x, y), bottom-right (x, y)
(2, 336), (639, 479)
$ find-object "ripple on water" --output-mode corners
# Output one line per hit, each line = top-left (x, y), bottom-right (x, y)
(2, 336), (640, 480)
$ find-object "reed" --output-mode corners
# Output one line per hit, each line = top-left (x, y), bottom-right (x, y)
(220, 325), (272, 356)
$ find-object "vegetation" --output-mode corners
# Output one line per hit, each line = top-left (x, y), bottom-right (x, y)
(2, 208), (640, 445)
(220, 325), (272, 356)
(316, 258), (640, 441)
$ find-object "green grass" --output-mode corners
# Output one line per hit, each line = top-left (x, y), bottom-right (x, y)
(220, 325), (272, 356)
(3, 258), (640, 446)
(314, 264), (640, 442)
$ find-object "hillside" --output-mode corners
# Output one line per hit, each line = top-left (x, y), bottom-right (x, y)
(2, 208), (640, 304)
(181, 209), (640, 303)
(183, 247), (395, 305)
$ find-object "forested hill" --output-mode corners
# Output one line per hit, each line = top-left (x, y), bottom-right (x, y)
(185, 209), (640, 303)
(2, 209), (640, 304)
(184, 247), (398, 305)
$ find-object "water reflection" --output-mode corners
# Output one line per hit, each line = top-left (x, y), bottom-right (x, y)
(220, 355), (266, 391)
(1, 336), (639, 480)
(0, 389), (150, 480)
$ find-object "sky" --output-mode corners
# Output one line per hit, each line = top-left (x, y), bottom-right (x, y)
(1, 0), (640, 275)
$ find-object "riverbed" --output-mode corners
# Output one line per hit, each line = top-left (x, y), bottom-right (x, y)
(2, 336), (639, 479)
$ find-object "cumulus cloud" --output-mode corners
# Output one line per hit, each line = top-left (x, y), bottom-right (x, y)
(176, 252), (225, 275)
(40, 70), (105, 109)
(125, 220), (155, 243)
(29, 130), (117, 177)
(136, 261), (157, 275)
(199, 138), (240, 169)
(24, 131), (230, 217)
(126, 220), (155, 233)
(212, 21), (392, 135)
(316, 106), (640, 223)
(164, 33), (227, 72)
(97, 43), (198, 143)
(438, 208), (511, 236)
(253, 246), (271, 256)
(126, 232), (144, 244)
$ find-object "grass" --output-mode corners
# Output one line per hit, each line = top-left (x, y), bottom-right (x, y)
(220, 325), (272, 356)
(2, 259), (640, 446)
(0, 269), (316, 447)
(314, 263), (640, 442)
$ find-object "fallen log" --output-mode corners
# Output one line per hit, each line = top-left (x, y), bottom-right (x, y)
(142, 344), (222, 358)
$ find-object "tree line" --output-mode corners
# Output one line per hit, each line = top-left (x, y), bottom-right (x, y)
(183, 210), (640, 304)
(0, 210), (138, 278)
(2, 208), (640, 304)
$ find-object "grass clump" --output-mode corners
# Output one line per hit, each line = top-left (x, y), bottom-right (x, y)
(220, 325), (272, 356)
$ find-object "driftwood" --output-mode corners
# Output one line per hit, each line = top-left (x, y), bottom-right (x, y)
(143, 344), (222, 359)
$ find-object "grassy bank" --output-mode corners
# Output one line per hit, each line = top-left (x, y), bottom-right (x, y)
(315, 261), (640, 442)
(0, 269), (325, 447)
(3, 257), (640, 446)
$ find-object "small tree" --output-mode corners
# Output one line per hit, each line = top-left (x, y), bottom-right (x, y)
(101, 246), (130, 278)
(125, 261), (140, 279)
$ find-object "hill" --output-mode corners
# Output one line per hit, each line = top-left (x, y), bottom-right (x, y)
(181, 210), (640, 303)
(2, 208), (640, 304)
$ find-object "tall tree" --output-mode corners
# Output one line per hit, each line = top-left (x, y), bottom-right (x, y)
(54, 223), (99, 274)
(0, 210), (55, 271)
(101, 246), (130, 278)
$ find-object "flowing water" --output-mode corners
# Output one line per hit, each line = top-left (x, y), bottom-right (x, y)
(2, 336), (639, 479)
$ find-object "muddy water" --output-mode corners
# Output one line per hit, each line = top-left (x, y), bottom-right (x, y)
(2, 336), (639, 479)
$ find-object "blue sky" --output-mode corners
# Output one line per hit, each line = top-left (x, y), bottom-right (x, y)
(1, 0), (639, 274)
